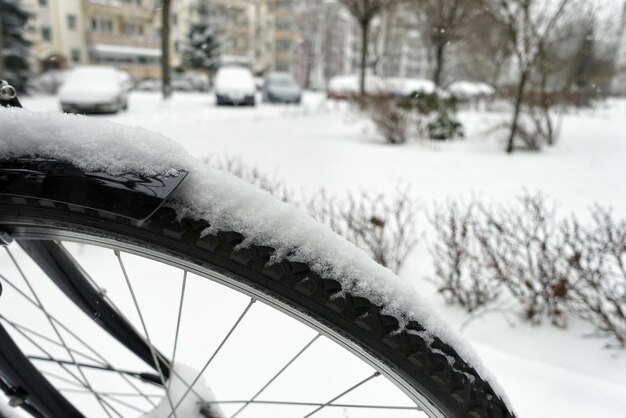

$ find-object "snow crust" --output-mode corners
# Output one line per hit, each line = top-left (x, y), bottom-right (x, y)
(327, 74), (436, 96)
(142, 363), (224, 418)
(448, 81), (495, 99)
(0, 107), (513, 411)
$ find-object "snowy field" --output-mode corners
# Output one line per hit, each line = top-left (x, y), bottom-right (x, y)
(10, 91), (626, 418)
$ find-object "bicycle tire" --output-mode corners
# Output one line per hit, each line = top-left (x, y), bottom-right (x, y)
(0, 180), (514, 418)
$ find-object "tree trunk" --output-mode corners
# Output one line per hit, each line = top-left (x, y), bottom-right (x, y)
(433, 43), (445, 88)
(161, 0), (172, 99)
(359, 20), (370, 97)
(507, 69), (528, 154)
(0, 4), (5, 81)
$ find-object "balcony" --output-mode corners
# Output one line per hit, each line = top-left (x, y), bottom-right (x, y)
(88, 32), (160, 49)
(86, 0), (154, 20)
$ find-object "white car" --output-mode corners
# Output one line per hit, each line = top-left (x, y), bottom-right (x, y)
(59, 66), (130, 114)
(214, 66), (256, 106)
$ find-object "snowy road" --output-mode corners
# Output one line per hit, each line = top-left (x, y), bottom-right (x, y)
(13, 92), (626, 418)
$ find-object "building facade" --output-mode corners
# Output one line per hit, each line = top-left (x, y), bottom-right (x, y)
(375, 5), (431, 80)
(27, 0), (163, 77)
(26, 0), (90, 71)
(24, 0), (435, 86)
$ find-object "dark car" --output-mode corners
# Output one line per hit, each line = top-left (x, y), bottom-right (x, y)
(262, 72), (302, 104)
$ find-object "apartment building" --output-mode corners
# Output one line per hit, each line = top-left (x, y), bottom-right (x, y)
(26, 0), (163, 77)
(26, 0), (90, 71)
(375, 5), (431, 80)
(84, 0), (162, 77)
(247, 0), (302, 76)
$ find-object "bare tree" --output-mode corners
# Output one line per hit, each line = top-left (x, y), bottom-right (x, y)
(481, 0), (574, 153)
(161, 0), (172, 99)
(411, 0), (478, 88)
(455, 8), (513, 93)
(338, 0), (394, 96)
(294, 1), (328, 89)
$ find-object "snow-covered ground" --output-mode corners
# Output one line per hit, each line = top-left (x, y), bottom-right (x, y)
(13, 92), (626, 418)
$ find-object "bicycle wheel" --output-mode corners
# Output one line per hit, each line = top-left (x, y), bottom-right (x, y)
(0, 109), (515, 418)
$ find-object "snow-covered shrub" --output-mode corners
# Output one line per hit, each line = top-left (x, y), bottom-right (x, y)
(428, 200), (499, 313)
(427, 112), (465, 140)
(358, 94), (411, 144)
(562, 208), (626, 348)
(399, 92), (464, 140)
(476, 194), (569, 327)
(306, 187), (420, 273)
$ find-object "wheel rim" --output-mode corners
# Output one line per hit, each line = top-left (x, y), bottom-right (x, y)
(0, 223), (446, 418)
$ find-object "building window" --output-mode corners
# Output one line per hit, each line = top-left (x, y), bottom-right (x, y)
(126, 22), (144, 37)
(67, 15), (77, 30)
(38, 0), (47, 6)
(91, 17), (113, 33)
(71, 49), (81, 63)
(41, 27), (52, 42)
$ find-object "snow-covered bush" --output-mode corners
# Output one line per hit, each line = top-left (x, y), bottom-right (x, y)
(400, 92), (464, 140)
(476, 194), (569, 326)
(427, 112), (465, 140)
(429, 200), (499, 313)
(428, 194), (626, 347)
(207, 159), (420, 273)
(306, 187), (420, 273)
(205, 157), (293, 202)
(562, 208), (626, 348)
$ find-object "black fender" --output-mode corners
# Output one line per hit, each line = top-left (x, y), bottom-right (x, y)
(0, 158), (187, 222)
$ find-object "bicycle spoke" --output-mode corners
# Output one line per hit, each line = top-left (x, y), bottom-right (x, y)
(27, 355), (163, 386)
(58, 388), (151, 414)
(3, 266), (202, 409)
(116, 250), (178, 418)
(3, 262), (159, 408)
(42, 370), (87, 389)
(170, 270), (188, 375)
(0, 315), (105, 366)
(230, 333), (322, 418)
(6, 247), (115, 418)
(301, 372), (381, 418)
(2, 274), (153, 414)
(58, 388), (162, 399)
(58, 244), (235, 408)
(168, 297), (256, 417)
(3, 312), (125, 417)
(211, 399), (420, 410)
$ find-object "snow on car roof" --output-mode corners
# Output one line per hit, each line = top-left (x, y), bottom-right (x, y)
(0, 107), (513, 411)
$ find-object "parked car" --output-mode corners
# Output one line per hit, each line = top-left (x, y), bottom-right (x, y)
(29, 69), (69, 94)
(59, 66), (129, 114)
(136, 78), (161, 92)
(262, 72), (302, 104)
(214, 66), (256, 106)
(172, 73), (195, 92)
